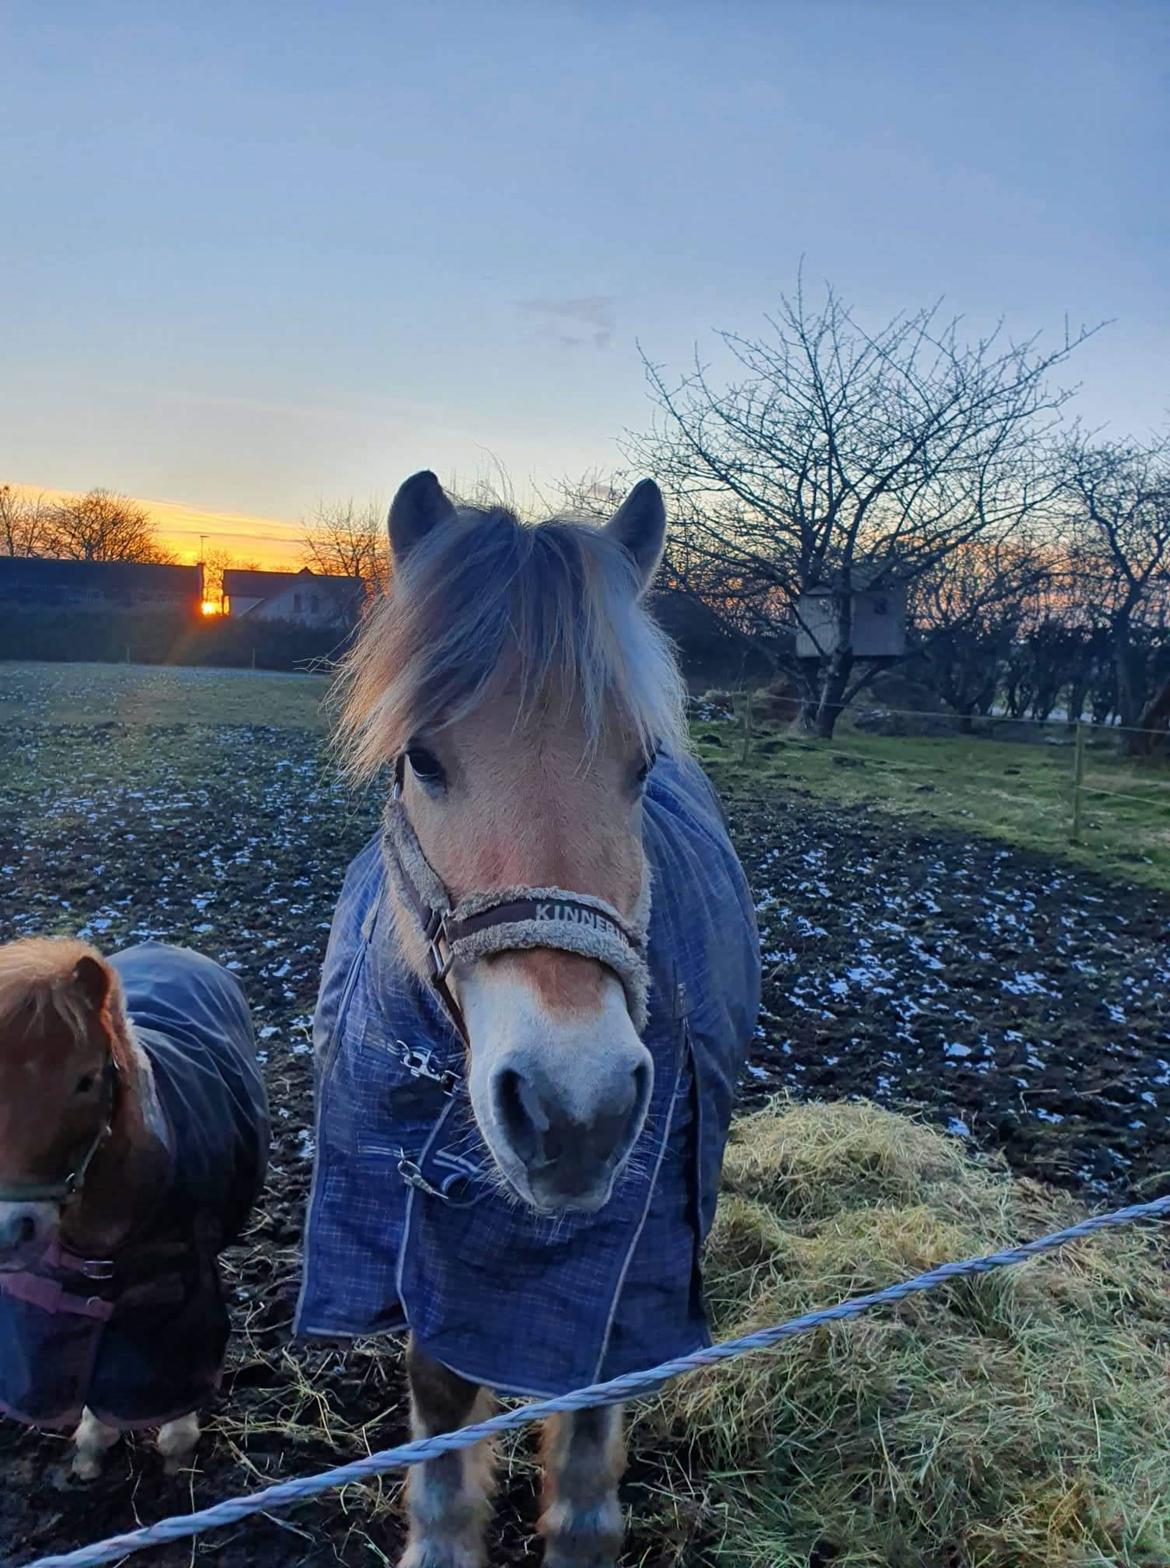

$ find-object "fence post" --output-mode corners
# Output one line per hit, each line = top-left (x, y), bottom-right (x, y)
(740, 688), (753, 765)
(1070, 720), (1086, 844)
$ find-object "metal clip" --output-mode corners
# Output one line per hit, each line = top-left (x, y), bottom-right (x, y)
(77, 1256), (116, 1281)
(395, 1150), (449, 1201)
(429, 935), (453, 984)
(397, 1042), (458, 1094)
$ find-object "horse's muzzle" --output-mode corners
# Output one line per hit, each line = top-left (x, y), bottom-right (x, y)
(0, 1202), (55, 1270)
(489, 1048), (653, 1212)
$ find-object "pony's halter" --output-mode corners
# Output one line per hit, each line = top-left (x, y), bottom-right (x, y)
(382, 758), (651, 1044)
(0, 1058), (119, 1205)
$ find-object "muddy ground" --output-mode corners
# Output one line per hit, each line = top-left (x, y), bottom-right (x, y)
(0, 720), (1167, 1567)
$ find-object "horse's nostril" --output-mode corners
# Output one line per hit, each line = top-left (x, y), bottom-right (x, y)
(0, 1211), (39, 1254)
(493, 1068), (549, 1166)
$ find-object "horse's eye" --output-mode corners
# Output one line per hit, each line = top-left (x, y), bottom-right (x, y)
(406, 746), (446, 788)
(75, 1073), (97, 1095)
(635, 747), (659, 789)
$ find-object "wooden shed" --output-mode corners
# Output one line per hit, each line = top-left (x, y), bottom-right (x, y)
(795, 583), (907, 660)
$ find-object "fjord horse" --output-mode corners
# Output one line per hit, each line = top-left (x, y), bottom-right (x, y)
(300, 473), (758, 1567)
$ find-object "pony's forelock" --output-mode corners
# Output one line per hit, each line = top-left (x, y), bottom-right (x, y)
(0, 938), (107, 1045)
(335, 503), (687, 781)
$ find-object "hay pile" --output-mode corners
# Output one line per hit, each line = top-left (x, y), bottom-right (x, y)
(640, 1101), (1170, 1568)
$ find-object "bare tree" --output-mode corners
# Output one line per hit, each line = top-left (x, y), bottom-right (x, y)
(549, 470), (794, 674)
(0, 485), (50, 556)
(201, 547), (259, 610)
(299, 498), (388, 594)
(43, 488), (173, 563)
(1061, 432), (1170, 749)
(624, 281), (1095, 736)
(915, 532), (1052, 730)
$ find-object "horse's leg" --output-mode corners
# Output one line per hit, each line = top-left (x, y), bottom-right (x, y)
(157, 1411), (201, 1474)
(538, 1404), (625, 1568)
(71, 1407), (122, 1480)
(401, 1336), (495, 1568)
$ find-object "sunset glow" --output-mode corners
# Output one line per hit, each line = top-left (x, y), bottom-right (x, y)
(9, 483), (305, 572)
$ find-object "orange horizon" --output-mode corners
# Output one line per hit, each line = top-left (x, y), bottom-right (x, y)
(8, 482), (307, 572)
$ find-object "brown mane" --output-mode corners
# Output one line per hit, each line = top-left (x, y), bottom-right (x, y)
(0, 937), (129, 1066)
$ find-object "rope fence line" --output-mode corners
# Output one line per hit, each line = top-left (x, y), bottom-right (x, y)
(715, 698), (1170, 741)
(26, 1190), (1170, 1568)
(1078, 783), (1170, 808)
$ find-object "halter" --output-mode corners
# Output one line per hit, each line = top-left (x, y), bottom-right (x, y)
(382, 756), (651, 1044)
(0, 1058), (120, 1205)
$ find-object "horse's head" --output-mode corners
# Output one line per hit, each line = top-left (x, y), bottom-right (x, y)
(0, 940), (121, 1266)
(341, 472), (686, 1213)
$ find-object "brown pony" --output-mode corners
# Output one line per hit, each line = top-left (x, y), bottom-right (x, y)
(0, 937), (267, 1478)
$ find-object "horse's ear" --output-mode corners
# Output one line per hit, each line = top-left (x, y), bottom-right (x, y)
(71, 955), (110, 1014)
(388, 471), (457, 564)
(605, 479), (666, 596)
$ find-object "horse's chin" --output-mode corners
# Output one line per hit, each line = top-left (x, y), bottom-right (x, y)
(0, 1238), (52, 1273)
(533, 1186), (614, 1216)
(487, 1139), (623, 1216)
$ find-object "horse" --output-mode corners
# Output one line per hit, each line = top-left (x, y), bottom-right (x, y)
(297, 471), (760, 1567)
(0, 938), (268, 1478)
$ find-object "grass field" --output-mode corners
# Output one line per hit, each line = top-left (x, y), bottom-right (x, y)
(693, 716), (1170, 892)
(0, 660), (332, 729)
(1, 660), (1168, 1567)
(4, 662), (1166, 888)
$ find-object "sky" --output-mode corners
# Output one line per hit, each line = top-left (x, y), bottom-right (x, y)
(1, 1), (1167, 569)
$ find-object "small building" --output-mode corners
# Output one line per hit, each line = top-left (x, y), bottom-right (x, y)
(795, 580), (907, 660)
(0, 556), (202, 615)
(222, 567), (365, 628)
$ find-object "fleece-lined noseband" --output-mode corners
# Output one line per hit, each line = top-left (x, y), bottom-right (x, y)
(381, 757), (651, 1043)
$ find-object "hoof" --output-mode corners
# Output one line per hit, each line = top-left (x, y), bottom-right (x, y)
(543, 1554), (618, 1568)
(52, 1460), (102, 1490)
(398, 1545), (485, 1568)
(544, 1558), (617, 1568)
(157, 1413), (201, 1477)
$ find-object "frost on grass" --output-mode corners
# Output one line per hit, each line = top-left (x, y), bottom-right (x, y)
(729, 792), (1170, 1195)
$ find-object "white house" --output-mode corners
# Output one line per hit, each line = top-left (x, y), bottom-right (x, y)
(222, 567), (364, 628)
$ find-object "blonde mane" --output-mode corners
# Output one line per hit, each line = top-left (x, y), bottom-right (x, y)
(335, 503), (687, 782)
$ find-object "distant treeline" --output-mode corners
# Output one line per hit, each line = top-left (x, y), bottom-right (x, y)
(0, 594), (762, 687)
(648, 587), (772, 688)
(0, 608), (356, 672)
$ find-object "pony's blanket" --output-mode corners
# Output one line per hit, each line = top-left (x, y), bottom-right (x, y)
(297, 752), (760, 1396)
(0, 943), (269, 1429)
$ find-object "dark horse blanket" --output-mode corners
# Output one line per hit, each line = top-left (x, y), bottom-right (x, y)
(0, 944), (269, 1429)
(297, 752), (760, 1396)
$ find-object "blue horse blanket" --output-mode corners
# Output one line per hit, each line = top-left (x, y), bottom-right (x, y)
(0, 944), (269, 1429)
(296, 751), (760, 1397)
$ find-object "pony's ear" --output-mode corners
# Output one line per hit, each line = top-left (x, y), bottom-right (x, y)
(71, 955), (110, 1014)
(388, 471), (457, 564)
(605, 479), (666, 596)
